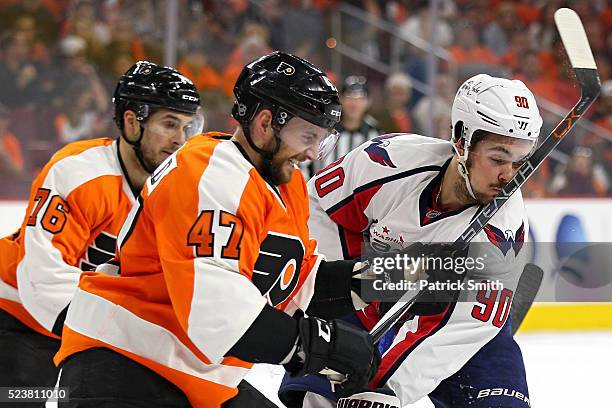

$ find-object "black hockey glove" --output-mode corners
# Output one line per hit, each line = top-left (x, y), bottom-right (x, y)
(285, 316), (380, 398)
(306, 260), (357, 320)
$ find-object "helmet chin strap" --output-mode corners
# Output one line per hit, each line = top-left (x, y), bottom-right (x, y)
(121, 123), (157, 174)
(456, 155), (477, 201)
(452, 126), (477, 201)
(241, 122), (283, 183)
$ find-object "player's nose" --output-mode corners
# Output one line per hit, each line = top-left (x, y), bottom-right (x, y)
(498, 163), (514, 183)
(304, 146), (317, 162)
(172, 129), (186, 146)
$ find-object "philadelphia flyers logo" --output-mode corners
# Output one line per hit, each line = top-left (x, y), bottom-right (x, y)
(277, 62), (295, 76)
(252, 232), (304, 306)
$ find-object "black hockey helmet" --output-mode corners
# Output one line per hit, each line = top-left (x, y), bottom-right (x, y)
(232, 51), (341, 134)
(113, 61), (201, 130)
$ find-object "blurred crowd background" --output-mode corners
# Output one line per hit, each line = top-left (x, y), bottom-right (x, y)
(0, 0), (610, 199)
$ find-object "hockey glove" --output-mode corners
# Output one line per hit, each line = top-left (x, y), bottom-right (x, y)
(399, 242), (468, 315)
(285, 316), (380, 398)
(306, 260), (358, 320)
(356, 242), (468, 316)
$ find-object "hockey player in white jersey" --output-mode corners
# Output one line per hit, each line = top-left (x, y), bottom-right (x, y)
(279, 74), (542, 408)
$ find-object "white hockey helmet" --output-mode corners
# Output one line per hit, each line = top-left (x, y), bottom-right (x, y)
(450, 74), (543, 198)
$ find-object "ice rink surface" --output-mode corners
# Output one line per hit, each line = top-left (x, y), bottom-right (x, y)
(45, 330), (612, 407)
(241, 331), (612, 408)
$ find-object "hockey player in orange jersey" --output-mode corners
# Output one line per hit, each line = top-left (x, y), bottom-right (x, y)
(54, 52), (380, 408)
(0, 61), (202, 394)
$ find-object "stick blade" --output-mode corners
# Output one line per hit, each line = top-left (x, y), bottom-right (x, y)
(511, 263), (544, 336)
(554, 8), (597, 70)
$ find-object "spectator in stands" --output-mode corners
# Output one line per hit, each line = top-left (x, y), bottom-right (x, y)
(279, 1), (328, 64)
(585, 20), (606, 64)
(221, 25), (272, 98)
(0, 31), (46, 109)
(180, 17), (233, 73)
(258, 0), (287, 51)
(551, 146), (610, 196)
(412, 73), (452, 137)
(100, 53), (135, 94)
(460, 1), (491, 39)
(400, 1), (453, 48)
(371, 72), (414, 133)
(450, 24), (498, 66)
(212, 0), (262, 41)
(54, 82), (109, 145)
(48, 36), (108, 114)
(0, 0), (60, 47)
(225, 22), (271, 70)
(483, 2), (519, 56)
(399, 0), (454, 107)
(515, 50), (560, 106)
(513, 0), (540, 26)
(527, 1), (562, 52)
(94, 15), (159, 73)
(500, 29), (531, 74)
(64, 0), (112, 63)
(12, 15), (49, 63)
(0, 104), (25, 179)
(120, 0), (163, 40)
(0, 0), (608, 202)
(178, 47), (223, 94)
(341, 0), (382, 60)
(522, 162), (552, 198)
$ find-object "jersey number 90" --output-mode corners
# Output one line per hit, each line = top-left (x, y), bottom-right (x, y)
(471, 284), (513, 328)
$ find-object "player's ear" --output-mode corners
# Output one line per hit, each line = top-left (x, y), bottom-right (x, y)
(251, 109), (274, 145)
(123, 110), (139, 140)
(454, 137), (465, 156)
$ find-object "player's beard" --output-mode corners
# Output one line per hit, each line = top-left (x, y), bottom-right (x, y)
(269, 157), (293, 185)
(454, 177), (478, 205)
(140, 145), (164, 173)
(457, 156), (501, 206)
(268, 141), (297, 185)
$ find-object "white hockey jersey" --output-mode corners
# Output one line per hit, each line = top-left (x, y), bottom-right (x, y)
(307, 133), (529, 404)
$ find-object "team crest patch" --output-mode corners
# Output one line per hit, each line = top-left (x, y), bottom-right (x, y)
(364, 135), (397, 168)
(277, 62), (295, 76)
(484, 222), (525, 256)
(426, 209), (442, 219)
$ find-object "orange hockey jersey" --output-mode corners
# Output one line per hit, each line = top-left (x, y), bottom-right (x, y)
(0, 138), (137, 337)
(55, 133), (322, 407)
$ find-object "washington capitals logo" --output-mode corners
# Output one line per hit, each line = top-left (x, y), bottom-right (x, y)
(484, 222), (525, 256)
(364, 135), (397, 168)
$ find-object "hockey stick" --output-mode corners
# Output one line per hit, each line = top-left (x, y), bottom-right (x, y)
(369, 8), (600, 344)
(322, 7), (599, 386)
(510, 263), (544, 335)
